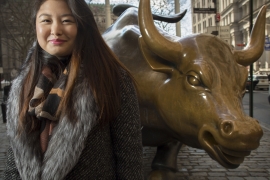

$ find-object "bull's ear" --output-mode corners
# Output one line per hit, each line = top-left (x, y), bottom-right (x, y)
(139, 36), (175, 74)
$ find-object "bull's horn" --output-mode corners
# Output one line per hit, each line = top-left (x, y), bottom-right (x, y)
(113, 4), (187, 23)
(138, 0), (182, 64)
(234, 6), (266, 66)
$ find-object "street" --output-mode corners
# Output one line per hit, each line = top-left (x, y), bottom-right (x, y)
(243, 90), (270, 126)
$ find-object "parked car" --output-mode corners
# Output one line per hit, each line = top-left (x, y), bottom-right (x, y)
(268, 83), (270, 104)
(246, 76), (259, 91)
(254, 75), (269, 90)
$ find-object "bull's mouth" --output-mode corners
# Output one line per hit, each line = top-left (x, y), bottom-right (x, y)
(214, 145), (250, 166)
(199, 130), (251, 169)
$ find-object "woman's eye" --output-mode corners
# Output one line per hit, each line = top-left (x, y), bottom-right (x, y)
(187, 75), (201, 86)
(41, 19), (50, 23)
(63, 19), (73, 23)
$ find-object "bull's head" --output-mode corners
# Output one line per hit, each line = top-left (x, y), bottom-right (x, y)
(138, 0), (265, 168)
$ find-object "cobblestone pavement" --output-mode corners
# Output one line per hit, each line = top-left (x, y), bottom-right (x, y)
(0, 108), (269, 179)
(143, 122), (270, 180)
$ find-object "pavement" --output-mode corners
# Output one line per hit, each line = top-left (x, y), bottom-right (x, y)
(0, 97), (269, 179)
(142, 123), (270, 180)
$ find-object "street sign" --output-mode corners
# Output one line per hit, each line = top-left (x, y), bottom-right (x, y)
(193, 8), (216, 14)
(219, 26), (230, 39)
(265, 36), (270, 51)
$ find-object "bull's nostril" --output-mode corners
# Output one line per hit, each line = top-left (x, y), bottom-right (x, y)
(224, 124), (232, 133)
(221, 121), (234, 135)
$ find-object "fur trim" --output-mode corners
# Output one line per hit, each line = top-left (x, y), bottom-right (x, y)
(6, 50), (98, 180)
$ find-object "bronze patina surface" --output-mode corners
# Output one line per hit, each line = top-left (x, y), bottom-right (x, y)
(103, 0), (266, 179)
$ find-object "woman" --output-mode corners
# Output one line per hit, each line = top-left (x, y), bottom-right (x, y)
(3, 0), (143, 179)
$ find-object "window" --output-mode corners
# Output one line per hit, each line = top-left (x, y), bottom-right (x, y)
(203, 21), (206, 28)
(193, 26), (197, 33)
(208, 18), (212, 26)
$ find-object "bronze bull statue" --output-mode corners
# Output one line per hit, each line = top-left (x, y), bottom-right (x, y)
(103, 0), (266, 178)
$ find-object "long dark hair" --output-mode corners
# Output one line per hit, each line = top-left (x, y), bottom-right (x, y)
(19, 0), (133, 132)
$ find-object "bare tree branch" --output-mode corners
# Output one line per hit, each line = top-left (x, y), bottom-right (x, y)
(0, 0), (35, 63)
(150, 0), (175, 33)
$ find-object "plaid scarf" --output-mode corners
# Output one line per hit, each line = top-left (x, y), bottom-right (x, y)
(28, 64), (68, 154)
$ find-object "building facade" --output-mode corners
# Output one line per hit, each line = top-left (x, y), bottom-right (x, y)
(192, 0), (270, 74)
(90, 3), (118, 33)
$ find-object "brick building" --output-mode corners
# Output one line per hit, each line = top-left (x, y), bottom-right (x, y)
(192, 0), (270, 74)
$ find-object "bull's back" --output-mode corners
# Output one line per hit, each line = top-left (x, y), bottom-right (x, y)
(103, 24), (165, 100)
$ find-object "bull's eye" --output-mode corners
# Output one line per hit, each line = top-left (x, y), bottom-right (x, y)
(187, 75), (201, 86)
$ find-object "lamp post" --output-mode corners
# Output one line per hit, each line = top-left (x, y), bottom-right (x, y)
(249, 0), (253, 117)
(175, 0), (181, 36)
(105, 0), (111, 29)
(265, 23), (270, 35)
(0, 11), (3, 91)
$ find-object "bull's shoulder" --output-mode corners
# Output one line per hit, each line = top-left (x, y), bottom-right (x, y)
(103, 7), (139, 33)
(103, 8), (140, 47)
(103, 24), (140, 51)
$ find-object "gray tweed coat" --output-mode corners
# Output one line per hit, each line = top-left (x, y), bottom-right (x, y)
(3, 52), (143, 180)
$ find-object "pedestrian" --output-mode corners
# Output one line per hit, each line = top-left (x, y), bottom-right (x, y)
(268, 83), (270, 104)
(3, 0), (143, 179)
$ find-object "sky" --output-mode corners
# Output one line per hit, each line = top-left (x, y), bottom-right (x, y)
(89, 0), (192, 37)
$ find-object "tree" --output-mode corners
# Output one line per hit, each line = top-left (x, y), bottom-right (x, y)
(0, 0), (35, 74)
(150, 0), (176, 33)
(152, 0), (192, 36)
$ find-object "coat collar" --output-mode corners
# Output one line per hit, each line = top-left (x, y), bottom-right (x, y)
(6, 57), (98, 180)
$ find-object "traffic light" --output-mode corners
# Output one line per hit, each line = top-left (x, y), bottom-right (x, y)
(215, 13), (220, 22)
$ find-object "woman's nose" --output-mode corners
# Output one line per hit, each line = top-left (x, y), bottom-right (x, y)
(51, 22), (62, 36)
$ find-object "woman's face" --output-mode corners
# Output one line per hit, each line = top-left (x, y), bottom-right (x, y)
(36, 0), (77, 57)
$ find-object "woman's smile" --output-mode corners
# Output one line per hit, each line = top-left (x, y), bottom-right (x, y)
(49, 39), (67, 45)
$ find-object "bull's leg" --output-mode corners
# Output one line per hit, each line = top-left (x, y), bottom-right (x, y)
(147, 169), (177, 180)
(152, 140), (182, 171)
(147, 140), (182, 180)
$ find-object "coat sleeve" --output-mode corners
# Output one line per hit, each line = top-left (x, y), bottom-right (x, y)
(110, 71), (143, 180)
(3, 147), (21, 180)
